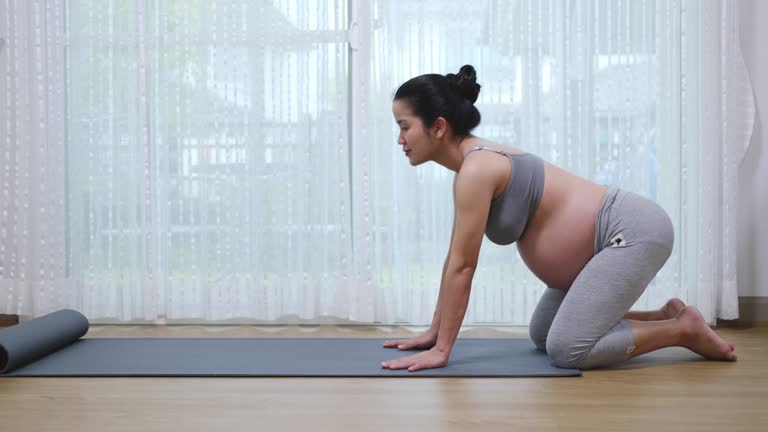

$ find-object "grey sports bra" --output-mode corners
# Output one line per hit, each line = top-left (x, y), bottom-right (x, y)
(465, 146), (545, 245)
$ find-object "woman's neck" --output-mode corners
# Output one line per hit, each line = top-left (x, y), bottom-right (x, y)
(435, 134), (478, 172)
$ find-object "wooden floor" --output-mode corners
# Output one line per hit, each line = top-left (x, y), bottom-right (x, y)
(1, 323), (766, 432)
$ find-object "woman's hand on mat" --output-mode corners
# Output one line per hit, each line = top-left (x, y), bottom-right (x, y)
(382, 330), (438, 350)
(380, 347), (449, 372)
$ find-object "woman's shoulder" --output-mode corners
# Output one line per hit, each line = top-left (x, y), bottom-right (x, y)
(462, 138), (528, 157)
(458, 139), (520, 197)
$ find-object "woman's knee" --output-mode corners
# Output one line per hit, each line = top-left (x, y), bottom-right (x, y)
(529, 322), (548, 352)
(546, 320), (635, 369)
(528, 288), (565, 352)
(529, 309), (555, 352)
(545, 332), (592, 369)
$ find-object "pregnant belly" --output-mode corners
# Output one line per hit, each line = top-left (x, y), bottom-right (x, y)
(517, 233), (594, 290)
(516, 187), (606, 290)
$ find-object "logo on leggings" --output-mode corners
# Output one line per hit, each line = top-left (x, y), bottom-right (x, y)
(609, 233), (626, 247)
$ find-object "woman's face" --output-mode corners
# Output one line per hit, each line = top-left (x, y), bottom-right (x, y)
(392, 99), (433, 166)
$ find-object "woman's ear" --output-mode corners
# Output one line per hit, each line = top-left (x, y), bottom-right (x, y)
(431, 116), (448, 139)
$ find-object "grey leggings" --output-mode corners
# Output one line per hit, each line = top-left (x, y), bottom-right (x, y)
(529, 186), (674, 369)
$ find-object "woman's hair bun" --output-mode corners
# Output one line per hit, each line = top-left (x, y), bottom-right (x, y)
(445, 65), (481, 103)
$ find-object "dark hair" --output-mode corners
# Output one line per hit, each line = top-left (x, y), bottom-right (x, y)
(394, 65), (482, 136)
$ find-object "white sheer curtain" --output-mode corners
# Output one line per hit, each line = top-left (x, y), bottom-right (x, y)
(0, 0), (69, 315)
(660, 0), (754, 321)
(1, 0), (355, 322)
(0, 0), (753, 324)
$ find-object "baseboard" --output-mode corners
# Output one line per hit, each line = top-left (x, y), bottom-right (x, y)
(739, 296), (768, 322)
(717, 297), (768, 328)
(0, 314), (19, 326)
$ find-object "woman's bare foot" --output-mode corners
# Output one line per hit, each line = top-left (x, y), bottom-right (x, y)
(678, 306), (737, 361)
(661, 300), (733, 351)
(625, 298), (688, 321)
(661, 298), (686, 319)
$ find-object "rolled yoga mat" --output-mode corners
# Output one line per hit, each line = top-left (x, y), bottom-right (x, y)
(0, 309), (580, 377)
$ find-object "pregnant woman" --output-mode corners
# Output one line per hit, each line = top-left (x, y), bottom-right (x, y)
(380, 65), (737, 372)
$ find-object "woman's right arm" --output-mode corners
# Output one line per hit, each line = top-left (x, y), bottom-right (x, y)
(383, 176), (458, 350)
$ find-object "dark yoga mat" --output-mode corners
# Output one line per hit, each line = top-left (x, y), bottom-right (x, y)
(0, 309), (580, 377)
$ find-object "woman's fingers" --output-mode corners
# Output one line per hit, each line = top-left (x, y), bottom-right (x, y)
(382, 339), (421, 349)
(382, 339), (406, 348)
(382, 349), (449, 372)
(381, 357), (409, 369)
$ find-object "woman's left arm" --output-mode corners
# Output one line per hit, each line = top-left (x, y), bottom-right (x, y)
(433, 162), (495, 356)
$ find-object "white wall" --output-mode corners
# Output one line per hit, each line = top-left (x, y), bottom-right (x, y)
(738, 0), (768, 298)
